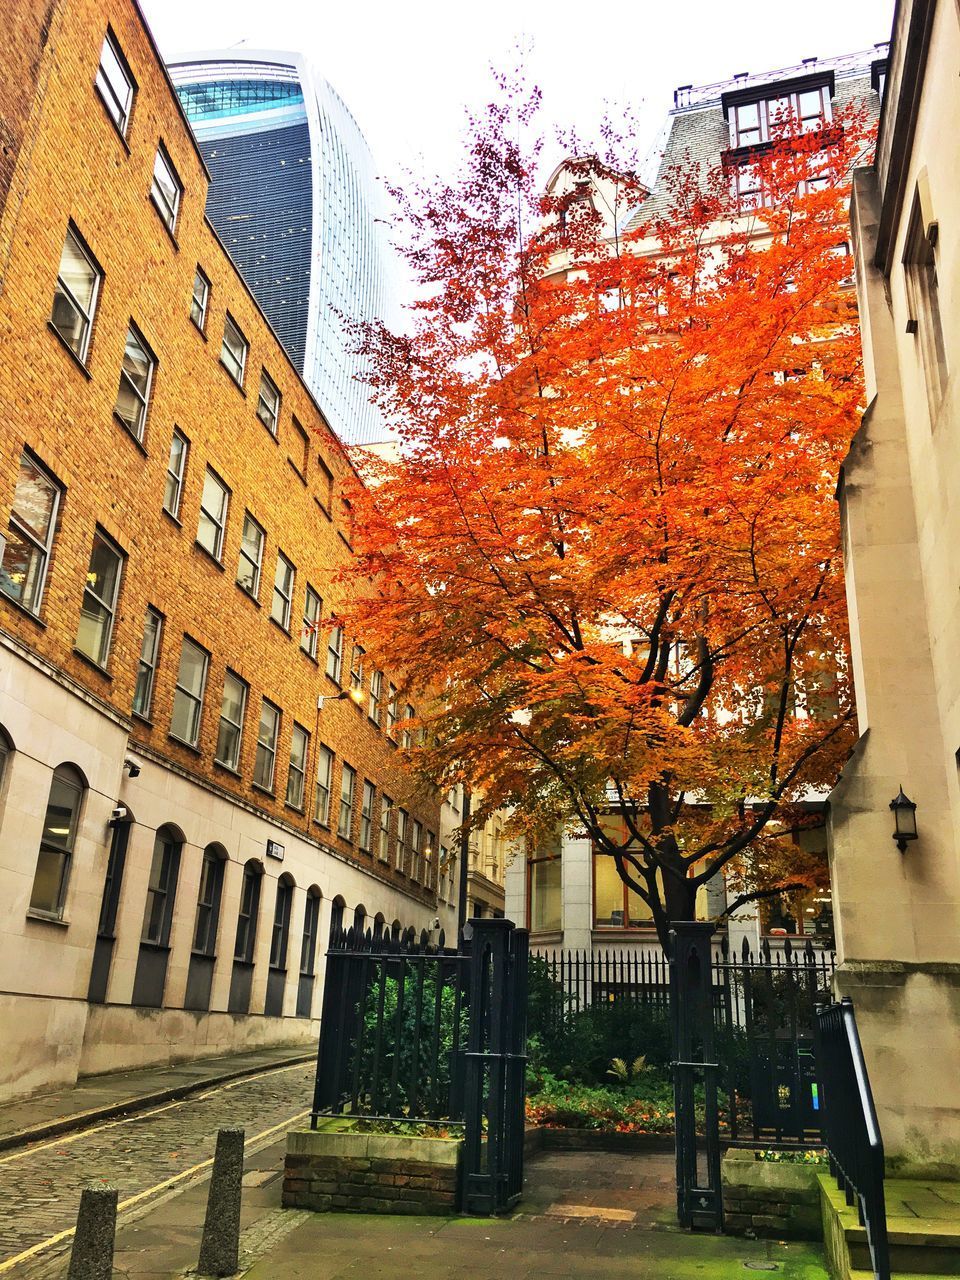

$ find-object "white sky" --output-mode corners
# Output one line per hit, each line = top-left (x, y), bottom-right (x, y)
(143, 0), (893, 191)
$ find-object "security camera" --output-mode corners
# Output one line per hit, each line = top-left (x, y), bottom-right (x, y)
(111, 805), (128, 823)
(123, 758), (141, 778)
(433, 916), (441, 930)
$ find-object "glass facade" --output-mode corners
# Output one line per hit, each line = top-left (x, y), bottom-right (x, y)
(169, 54), (395, 445)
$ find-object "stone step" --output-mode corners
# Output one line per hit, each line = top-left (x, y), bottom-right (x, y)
(820, 1172), (960, 1278)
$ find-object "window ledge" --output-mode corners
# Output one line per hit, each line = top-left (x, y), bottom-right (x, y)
(213, 759), (242, 778)
(131, 710), (154, 727)
(72, 648), (112, 680)
(299, 647), (319, 666)
(26, 908), (69, 927)
(337, 531), (353, 552)
(284, 801), (305, 817)
(193, 540), (226, 571)
(138, 939), (171, 953)
(218, 358), (247, 395)
(268, 964), (288, 976)
(190, 316), (208, 342)
(161, 506), (183, 529)
(191, 948), (217, 960)
(0, 588), (46, 629)
(236, 582), (261, 608)
(148, 193), (180, 251)
(313, 496), (332, 522)
(367, 716), (381, 731)
(324, 672), (342, 691)
(113, 413), (149, 457)
(93, 87), (132, 154)
(251, 781), (275, 798)
(287, 458), (308, 486)
(258, 417), (281, 441)
(168, 733), (202, 756)
(47, 322), (93, 379)
(232, 957), (255, 969)
(269, 615), (291, 638)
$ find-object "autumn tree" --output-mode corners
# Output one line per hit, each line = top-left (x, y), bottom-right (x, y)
(338, 83), (873, 950)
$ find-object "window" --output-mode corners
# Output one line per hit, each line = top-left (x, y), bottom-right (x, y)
(163, 429), (188, 518)
(150, 145), (182, 233)
(220, 314), (248, 386)
(234, 860), (262, 962)
(171, 636), (208, 746)
(731, 162), (765, 211)
(253, 700), (280, 791)
(349, 644), (365, 694)
(529, 852), (561, 932)
(197, 467), (229, 560)
(903, 197), (948, 412)
(0, 451), (62, 614)
(141, 826), (182, 944)
(190, 268), (209, 331)
(402, 704), (415, 750)
(29, 764), (84, 916)
(271, 553), (294, 629)
(341, 496), (355, 547)
(411, 820), (423, 881)
(236, 513), (264, 597)
(316, 457), (334, 515)
(256, 369), (281, 435)
(396, 808), (408, 873)
(270, 877), (294, 969)
(299, 889), (321, 976)
(132, 606), (163, 718)
(0, 729), (11, 791)
(286, 723), (309, 809)
(192, 845), (225, 955)
(337, 763), (355, 839)
(215, 670), (247, 771)
(94, 30), (135, 136)
(301, 586), (321, 658)
(290, 417), (309, 478)
(314, 744), (333, 825)
(728, 84), (831, 148)
(368, 670), (383, 725)
(113, 323), (155, 440)
(360, 780), (375, 852)
(379, 795), (393, 862)
(75, 528), (123, 667)
(51, 225), (101, 361)
(326, 623), (344, 683)
(386, 684), (399, 736)
(425, 831), (437, 889)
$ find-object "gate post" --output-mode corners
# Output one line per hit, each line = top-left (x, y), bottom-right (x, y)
(671, 920), (724, 1232)
(461, 918), (528, 1215)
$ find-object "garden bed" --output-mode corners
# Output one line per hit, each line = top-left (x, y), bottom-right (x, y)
(283, 1117), (462, 1215)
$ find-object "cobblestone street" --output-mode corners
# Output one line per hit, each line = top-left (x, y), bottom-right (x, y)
(0, 1062), (313, 1271)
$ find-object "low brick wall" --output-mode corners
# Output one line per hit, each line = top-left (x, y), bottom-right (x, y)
(283, 1127), (461, 1214)
(721, 1150), (823, 1239)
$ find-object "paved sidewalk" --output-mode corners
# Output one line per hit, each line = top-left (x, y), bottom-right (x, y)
(0, 1044), (313, 1151)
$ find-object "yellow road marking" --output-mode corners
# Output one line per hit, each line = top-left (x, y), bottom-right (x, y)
(0, 1060), (308, 1166)
(0, 1108), (310, 1274)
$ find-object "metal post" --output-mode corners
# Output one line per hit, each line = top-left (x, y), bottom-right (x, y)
(457, 788), (472, 942)
(67, 1186), (117, 1280)
(198, 1128), (244, 1276)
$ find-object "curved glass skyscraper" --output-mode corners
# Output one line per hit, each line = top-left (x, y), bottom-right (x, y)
(169, 51), (395, 445)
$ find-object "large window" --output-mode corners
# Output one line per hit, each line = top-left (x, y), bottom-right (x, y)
(271, 552), (295, 629)
(0, 451), (62, 614)
(411, 819), (423, 882)
(220, 313), (248, 386)
(75, 528), (123, 667)
(379, 795), (393, 863)
(190, 268), (209, 331)
(150, 145), (182, 234)
(326, 624), (344, 683)
(197, 467), (229, 560)
(269, 876), (294, 969)
(215, 670), (247, 771)
(51, 225), (101, 362)
(132, 606), (163, 718)
(234, 860), (262, 962)
(396, 808), (408, 872)
(349, 644), (365, 696)
(301, 586), (321, 658)
(904, 196), (948, 413)
(171, 636), (208, 746)
(192, 845), (225, 955)
(141, 826), (182, 945)
(113, 323), (155, 441)
(256, 369), (281, 435)
(299, 889), (321, 977)
(286, 723), (309, 809)
(402, 704), (415, 750)
(314, 745), (333, 825)
(163, 429), (188, 518)
(368, 670), (383, 725)
(29, 764), (84, 917)
(359, 780), (375, 852)
(236, 512), (264, 597)
(253, 700), (280, 791)
(94, 30), (135, 136)
(528, 852), (561, 933)
(593, 851), (654, 929)
(386, 684), (399, 737)
(337, 763), (355, 840)
(728, 84), (831, 148)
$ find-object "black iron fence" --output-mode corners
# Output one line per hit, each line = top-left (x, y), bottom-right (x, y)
(532, 935), (835, 1147)
(816, 998), (890, 1280)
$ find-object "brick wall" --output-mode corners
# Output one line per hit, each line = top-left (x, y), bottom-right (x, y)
(283, 1130), (461, 1214)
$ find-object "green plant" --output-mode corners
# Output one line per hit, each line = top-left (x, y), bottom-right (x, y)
(607, 1054), (648, 1082)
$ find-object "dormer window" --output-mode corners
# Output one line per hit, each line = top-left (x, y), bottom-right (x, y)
(727, 83), (832, 149)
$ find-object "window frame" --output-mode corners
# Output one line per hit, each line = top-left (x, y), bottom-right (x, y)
(396, 808), (408, 873)
(349, 644), (365, 695)
(113, 321), (156, 442)
(190, 267), (210, 331)
(75, 526), (124, 669)
(301, 585), (321, 658)
(132, 605), (163, 720)
(269, 877), (294, 970)
(141, 827), (182, 947)
(271, 551), (295, 630)
(163, 428), (188, 519)
(256, 368), (281, 435)
(29, 763), (84, 919)
(197, 466), (230, 561)
(94, 28), (136, 138)
(314, 744), (333, 826)
(337, 762), (356, 841)
(233, 861), (262, 963)
(236, 511), (265, 599)
(386, 684), (399, 737)
(150, 143), (182, 234)
(253, 698), (281, 793)
(215, 669), (247, 772)
(903, 196), (948, 414)
(299, 889), (321, 977)
(411, 819), (423, 882)
(326, 623), (344, 684)
(286, 722), (309, 810)
(379, 795), (393, 863)
(359, 780), (375, 852)
(51, 223), (102, 364)
(368, 669), (383, 726)
(402, 704), (415, 750)
(0, 450), (63, 616)
(192, 845), (225, 956)
(527, 851), (563, 934)
(220, 313), (248, 387)
(170, 635), (209, 748)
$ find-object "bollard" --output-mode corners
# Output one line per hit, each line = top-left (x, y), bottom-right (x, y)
(197, 1126), (245, 1276)
(67, 1185), (118, 1280)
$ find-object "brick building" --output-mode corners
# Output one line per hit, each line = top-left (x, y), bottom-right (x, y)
(0, 0), (447, 1102)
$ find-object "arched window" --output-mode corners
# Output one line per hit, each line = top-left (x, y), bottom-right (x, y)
(269, 874), (295, 970)
(353, 903), (366, 933)
(299, 887), (322, 978)
(329, 894), (345, 941)
(193, 843), (226, 956)
(0, 727), (12, 791)
(391, 919), (402, 942)
(234, 859), (263, 963)
(30, 763), (85, 917)
(141, 824), (183, 945)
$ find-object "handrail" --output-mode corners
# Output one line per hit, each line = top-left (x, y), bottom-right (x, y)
(815, 997), (890, 1280)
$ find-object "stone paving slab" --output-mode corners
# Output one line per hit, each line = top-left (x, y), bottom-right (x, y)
(0, 1044), (312, 1152)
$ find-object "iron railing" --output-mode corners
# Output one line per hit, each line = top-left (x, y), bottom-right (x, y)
(815, 998), (890, 1280)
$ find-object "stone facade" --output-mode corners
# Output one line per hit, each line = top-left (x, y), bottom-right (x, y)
(721, 1151), (822, 1240)
(0, 0), (448, 1101)
(830, 0), (960, 1176)
(283, 1128), (460, 1214)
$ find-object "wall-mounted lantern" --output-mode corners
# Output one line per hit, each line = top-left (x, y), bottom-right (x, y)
(889, 786), (918, 852)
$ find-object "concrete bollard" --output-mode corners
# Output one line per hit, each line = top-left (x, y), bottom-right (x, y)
(67, 1185), (118, 1280)
(198, 1126), (245, 1276)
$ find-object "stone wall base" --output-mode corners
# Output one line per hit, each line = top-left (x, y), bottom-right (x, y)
(721, 1151), (822, 1240)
